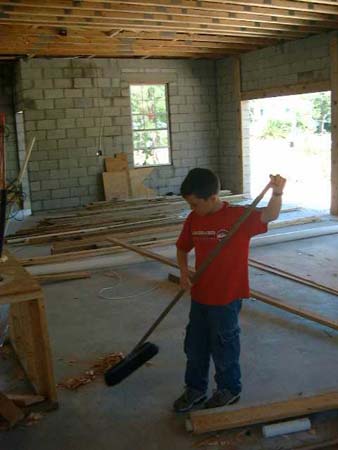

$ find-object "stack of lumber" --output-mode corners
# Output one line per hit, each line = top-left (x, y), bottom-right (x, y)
(6, 191), (239, 246)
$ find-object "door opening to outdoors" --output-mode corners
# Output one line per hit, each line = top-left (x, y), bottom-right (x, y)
(243, 91), (331, 211)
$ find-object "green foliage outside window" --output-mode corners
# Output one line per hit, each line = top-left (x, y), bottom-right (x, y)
(130, 84), (170, 166)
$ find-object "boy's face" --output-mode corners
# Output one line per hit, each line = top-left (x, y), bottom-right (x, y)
(184, 194), (219, 216)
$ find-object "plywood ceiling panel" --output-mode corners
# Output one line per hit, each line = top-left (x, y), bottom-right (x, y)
(0, 0), (337, 59)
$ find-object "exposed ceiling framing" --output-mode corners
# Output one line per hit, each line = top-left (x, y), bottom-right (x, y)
(0, 0), (338, 60)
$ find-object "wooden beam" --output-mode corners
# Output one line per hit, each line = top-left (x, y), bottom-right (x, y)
(249, 259), (338, 296)
(168, 273), (338, 332)
(0, 392), (24, 427)
(241, 80), (331, 101)
(330, 32), (338, 215)
(34, 271), (91, 283)
(187, 391), (338, 434)
(2, 2), (337, 30)
(233, 56), (243, 193)
(250, 289), (338, 331)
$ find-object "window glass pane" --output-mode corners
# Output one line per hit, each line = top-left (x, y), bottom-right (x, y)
(132, 114), (145, 130)
(130, 84), (170, 167)
(130, 85), (144, 114)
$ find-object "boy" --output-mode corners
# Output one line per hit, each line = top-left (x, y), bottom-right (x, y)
(174, 168), (286, 412)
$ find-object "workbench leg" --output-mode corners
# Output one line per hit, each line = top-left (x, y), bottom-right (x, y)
(9, 295), (57, 403)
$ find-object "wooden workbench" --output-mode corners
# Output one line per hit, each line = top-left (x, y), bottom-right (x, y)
(0, 250), (57, 405)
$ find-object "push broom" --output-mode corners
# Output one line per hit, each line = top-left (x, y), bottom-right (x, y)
(105, 181), (272, 386)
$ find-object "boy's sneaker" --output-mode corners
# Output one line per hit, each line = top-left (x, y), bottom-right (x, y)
(204, 389), (240, 409)
(173, 387), (207, 413)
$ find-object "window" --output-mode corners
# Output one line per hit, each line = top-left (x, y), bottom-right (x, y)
(130, 84), (171, 167)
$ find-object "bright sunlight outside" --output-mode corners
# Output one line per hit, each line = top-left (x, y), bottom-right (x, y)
(246, 92), (331, 211)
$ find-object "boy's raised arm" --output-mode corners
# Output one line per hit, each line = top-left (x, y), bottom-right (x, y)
(261, 174), (287, 223)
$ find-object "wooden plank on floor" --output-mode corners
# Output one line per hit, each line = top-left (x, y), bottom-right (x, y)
(0, 392), (24, 427)
(34, 271), (91, 283)
(187, 391), (338, 434)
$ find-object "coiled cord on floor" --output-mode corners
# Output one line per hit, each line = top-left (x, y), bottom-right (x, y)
(98, 270), (161, 300)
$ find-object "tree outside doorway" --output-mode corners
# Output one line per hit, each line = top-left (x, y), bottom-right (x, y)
(244, 92), (331, 210)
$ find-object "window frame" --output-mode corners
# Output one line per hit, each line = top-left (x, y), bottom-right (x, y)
(129, 83), (172, 168)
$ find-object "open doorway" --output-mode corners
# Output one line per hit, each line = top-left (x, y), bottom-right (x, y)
(242, 92), (331, 211)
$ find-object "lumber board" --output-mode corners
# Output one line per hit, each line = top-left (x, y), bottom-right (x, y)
(9, 295), (57, 402)
(34, 271), (91, 283)
(20, 237), (177, 266)
(0, 250), (41, 304)
(7, 394), (45, 407)
(102, 240), (338, 332)
(330, 33), (338, 215)
(106, 237), (185, 271)
(0, 392), (24, 427)
(187, 391), (338, 434)
(250, 289), (338, 331)
(249, 259), (338, 296)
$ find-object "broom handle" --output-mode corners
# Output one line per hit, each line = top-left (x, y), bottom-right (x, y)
(133, 182), (272, 351)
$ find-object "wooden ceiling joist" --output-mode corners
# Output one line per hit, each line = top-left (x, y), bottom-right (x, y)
(0, 0), (337, 58)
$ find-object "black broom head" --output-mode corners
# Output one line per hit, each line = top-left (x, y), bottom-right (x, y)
(104, 342), (159, 386)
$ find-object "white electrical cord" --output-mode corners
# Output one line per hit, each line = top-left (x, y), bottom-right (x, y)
(98, 270), (161, 300)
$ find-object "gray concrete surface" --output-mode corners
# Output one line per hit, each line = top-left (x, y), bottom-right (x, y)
(0, 219), (338, 450)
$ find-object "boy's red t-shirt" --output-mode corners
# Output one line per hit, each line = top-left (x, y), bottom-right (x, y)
(176, 202), (267, 305)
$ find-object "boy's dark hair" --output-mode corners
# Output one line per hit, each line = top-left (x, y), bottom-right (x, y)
(180, 168), (220, 199)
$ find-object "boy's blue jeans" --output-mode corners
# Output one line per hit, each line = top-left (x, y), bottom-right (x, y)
(184, 299), (242, 395)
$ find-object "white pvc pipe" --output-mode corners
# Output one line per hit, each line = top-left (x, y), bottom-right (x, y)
(251, 224), (338, 247)
(262, 417), (311, 438)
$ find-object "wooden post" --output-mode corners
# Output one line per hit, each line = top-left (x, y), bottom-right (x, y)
(330, 33), (338, 215)
(233, 56), (243, 193)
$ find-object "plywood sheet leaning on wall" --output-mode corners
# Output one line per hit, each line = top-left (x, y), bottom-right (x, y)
(104, 153), (128, 172)
(129, 168), (155, 198)
(102, 171), (130, 200)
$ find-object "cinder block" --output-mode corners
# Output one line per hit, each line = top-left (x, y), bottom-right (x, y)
(57, 138), (76, 149)
(64, 89), (83, 98)
(69, 167), (87, 177)
(47, 129), (66, 139)
(35, 99), (54, 110)
(57, 118), (76, 129)
(52, 188), (70, 199)
(54, 79), (73, 89)
(37, 119), (56, 130)
(67, 128), (85, 138)
(34, 79), (53, 89)
(74, 78), (93, 88)
(55, 98), (74, 109)
(76, 118), (94, 128)
(39, 160), (58, 170)
(31, 190), (51, 201)
(86, 127), (101, 137)
(84, 88), (101, 97)
(45, 89), (65, 99)
(73, 97), (93, 108)
(50, 169), (69, 179)
(41, 179), (60, 190)
(45, 109), (65, 119)
(65, 108), (84, 118)
(59, 159), (79, 169)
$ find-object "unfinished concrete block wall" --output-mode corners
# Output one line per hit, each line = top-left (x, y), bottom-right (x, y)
(0, 63), (19, 183)
(16, 58), (218, 212)
(217, 32), (331, 194)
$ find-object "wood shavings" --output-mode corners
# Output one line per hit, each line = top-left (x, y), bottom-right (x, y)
(58, 352), (123, 390)
(24, 412), (44, 427)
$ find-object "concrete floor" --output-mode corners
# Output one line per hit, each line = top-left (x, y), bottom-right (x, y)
(0, 218), (338, 449)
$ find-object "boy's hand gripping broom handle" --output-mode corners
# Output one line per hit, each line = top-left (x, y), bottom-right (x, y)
(132, 182), (272, 352)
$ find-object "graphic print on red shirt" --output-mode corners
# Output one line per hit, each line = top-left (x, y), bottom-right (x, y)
(176, 202), (267, 305)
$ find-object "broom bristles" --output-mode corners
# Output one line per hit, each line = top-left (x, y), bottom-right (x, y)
(104, 342), (159, 386)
